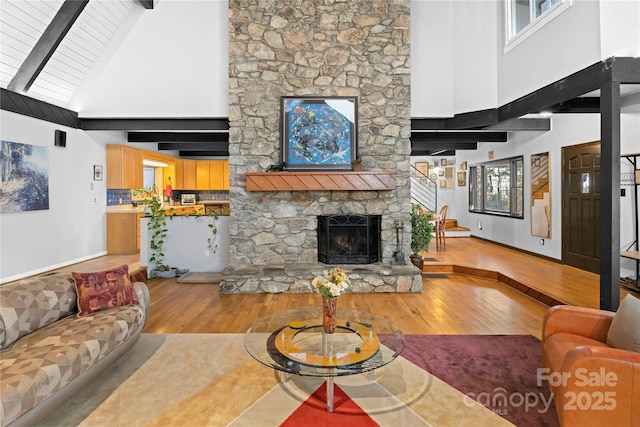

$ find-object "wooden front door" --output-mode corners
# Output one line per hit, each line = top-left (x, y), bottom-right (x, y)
(562, 142), (601, 273)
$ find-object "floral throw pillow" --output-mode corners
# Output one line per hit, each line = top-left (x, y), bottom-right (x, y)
(72, 265), (139, 316)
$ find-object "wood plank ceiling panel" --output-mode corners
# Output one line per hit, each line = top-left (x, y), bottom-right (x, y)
(0, 0), (60, 88)
(29, 0), (139, 106)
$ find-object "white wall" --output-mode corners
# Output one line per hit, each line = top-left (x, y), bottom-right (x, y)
(599, 0), (640, 57)
(71, 0), (229, 118)
(0, 111), (108, 283)
(411, 0), (499, 117)
(411, 0), (454, 117)
(451, 0), (498, 114)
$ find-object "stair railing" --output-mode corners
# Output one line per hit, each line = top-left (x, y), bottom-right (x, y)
(410, 165), (437, 212)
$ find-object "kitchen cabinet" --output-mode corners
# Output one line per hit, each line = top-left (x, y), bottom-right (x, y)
(196, 161), (210, 190)
(209, 160), (230, 190)
(106, 206), (204, 255)
(176, 159), (197, 190)
(107, 212), (144, 254)
(177, 159), (228, 190)
(106, 145), (143, 189)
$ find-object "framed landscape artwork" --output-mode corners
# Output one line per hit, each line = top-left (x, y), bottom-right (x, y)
(0, 140), (49, 213)
(281, 96), (357, 171)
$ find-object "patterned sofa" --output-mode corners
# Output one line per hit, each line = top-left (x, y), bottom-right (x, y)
(0, 271), (149, 427)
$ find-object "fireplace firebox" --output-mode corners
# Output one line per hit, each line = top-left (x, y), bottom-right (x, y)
(317, 214), (381, 264)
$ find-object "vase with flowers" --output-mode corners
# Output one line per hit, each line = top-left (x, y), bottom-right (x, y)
(312, 266), (350, 334)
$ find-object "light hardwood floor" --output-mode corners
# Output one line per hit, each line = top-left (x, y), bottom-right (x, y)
(49, 237), (638, 340)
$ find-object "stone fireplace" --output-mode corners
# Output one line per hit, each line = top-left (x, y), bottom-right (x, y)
(221, 0), (421, 294)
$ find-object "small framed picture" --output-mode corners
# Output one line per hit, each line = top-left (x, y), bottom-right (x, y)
(635, 169), (640, 184)
(445, 167), (454, 178)
(459, 161), (467, 170)
(415, 161), (429, 177)
(430, 172), (438, 180)
(439, 180), (446, 188)
(440, 159), (447, 166)
(457, 171), (466, 186)
(93, 165), (103, 181)
(447, 160), (455, 166)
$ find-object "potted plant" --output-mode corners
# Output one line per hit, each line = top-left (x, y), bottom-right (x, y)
(410, 204), (434, 270)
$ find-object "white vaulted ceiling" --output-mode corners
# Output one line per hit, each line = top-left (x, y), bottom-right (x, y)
(1, 0), (142, 107)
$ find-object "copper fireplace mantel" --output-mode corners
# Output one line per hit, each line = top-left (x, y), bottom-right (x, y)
(245, 171), (396, 192)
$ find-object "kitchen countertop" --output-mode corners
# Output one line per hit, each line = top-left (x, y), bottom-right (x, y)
(200, 200), (230, 205)
(106, 204), (206, 214)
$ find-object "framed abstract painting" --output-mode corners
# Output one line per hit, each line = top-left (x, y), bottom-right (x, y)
(281, 96), (357, 171)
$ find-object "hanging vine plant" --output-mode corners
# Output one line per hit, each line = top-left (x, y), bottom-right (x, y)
(147, 195), (169, 278)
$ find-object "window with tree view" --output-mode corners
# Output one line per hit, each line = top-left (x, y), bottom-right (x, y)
(469, 156), (524, 218)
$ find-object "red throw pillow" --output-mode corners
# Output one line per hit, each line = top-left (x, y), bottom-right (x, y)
(72, 265), (139, 316)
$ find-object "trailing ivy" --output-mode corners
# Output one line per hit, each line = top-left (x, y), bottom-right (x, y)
(147, 196), (168, 278)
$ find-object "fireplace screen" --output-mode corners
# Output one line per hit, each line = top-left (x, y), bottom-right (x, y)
(317, 215), (381, 264)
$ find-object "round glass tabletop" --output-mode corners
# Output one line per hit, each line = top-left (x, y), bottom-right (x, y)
(244, 306), (404, 377)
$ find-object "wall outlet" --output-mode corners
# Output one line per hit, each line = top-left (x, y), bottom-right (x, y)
(205, 249), (211, 257)
(540, 239), (545, 245)
(478, 221), (482, 230)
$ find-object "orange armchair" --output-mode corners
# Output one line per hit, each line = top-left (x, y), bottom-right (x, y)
(542, 305), (640, 427)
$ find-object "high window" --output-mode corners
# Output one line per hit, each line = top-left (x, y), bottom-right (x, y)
(506, 0), (572, 47)
(469, 156), (524, 218)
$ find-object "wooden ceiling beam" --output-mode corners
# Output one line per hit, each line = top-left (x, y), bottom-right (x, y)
(411, 141), (478, 151)
(8, 0), (89, 94)
(81, 118), (229, 131)
(128, 132), (228, 143)
(158, 142), (228, 151)
(178, 150), (229, 157)
(411, 131), (507, 142)
(485, 118), (550, 131)
(137, 0), (154, 9)
(0, 88), (79, 127)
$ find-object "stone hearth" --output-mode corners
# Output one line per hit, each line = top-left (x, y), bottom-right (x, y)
(223, 0), (420, 294)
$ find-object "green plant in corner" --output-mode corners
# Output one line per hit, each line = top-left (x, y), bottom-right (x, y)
(410, 204), (434, 257)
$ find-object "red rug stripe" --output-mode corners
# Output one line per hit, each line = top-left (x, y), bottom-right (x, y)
(280, 381), (379, 427)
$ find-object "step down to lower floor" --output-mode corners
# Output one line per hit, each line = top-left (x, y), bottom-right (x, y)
(421, 263), (566, 307)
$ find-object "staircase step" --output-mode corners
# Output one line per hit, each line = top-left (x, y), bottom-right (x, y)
(442, 220), (471, 237)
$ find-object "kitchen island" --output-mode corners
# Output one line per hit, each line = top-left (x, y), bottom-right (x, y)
(139, 213), (230, 277)
(105, 204), (205, 255)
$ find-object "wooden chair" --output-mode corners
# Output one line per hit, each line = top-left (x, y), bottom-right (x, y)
(436, 205), (448, 247)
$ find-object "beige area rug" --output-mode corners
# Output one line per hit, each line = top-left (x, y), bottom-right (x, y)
(176, 272), (221, 284)
(37, 334), (513, 427)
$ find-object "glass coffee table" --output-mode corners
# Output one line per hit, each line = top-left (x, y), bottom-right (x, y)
(244, 306), (404, 412)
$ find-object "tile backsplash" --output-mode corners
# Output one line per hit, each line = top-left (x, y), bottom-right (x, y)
(106, 190), (132, 206)
(106, 189), (229, 206)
